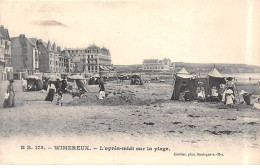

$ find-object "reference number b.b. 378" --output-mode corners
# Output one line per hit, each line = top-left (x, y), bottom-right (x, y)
(21, 146), (46, 150)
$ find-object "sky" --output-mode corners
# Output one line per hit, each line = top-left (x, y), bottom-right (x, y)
(0, 0), (260, 66)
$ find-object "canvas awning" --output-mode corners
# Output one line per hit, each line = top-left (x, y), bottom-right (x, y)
(176, 74), (196, 79)
(0, 58), (5, 62)
(100, 65), (110, 71)
(26, 75), (40, 80)
(67, 75), (85, 80)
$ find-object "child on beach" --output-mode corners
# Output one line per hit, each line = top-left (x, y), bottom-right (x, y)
(56, 88), (63, 106)
(226, 89), (235, 108)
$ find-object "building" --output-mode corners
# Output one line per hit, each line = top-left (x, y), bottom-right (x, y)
(143, 58), (172, 71)
(65, 44), (114, 75)
(0, 25), (12, 72)
(11, 34), (39, 75)
(61, 48), (74, 73)
(37, 40), (65, 73)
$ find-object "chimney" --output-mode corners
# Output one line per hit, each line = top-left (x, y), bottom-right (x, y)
(19, 34), (25, 39)
(37, 39), (43, 43)
(0, 25), (4, 29)
(57, 46), (61, 52)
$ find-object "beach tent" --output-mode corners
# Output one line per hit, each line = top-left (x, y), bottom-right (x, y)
(88, 74), (101, 85)
(26, 75), (43, 91)
(207, 67), (226, 91)
(171, 68), (197, 100)
(177, 67), (189, 74)
(67, 75), (88, 92)
(130, 74), (143, 85)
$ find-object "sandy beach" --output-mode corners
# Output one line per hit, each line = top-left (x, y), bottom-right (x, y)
(0, 79), (260, 164)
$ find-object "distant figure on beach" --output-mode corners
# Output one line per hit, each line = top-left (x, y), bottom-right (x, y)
(45, 82), (56, 103)
(3, 79), (15, 108)
(21, 78), (27, 92)
(196, 82), (205, 101)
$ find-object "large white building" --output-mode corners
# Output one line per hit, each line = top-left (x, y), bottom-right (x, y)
(143, 58), (172, 71)
(66, 44), (114, 74)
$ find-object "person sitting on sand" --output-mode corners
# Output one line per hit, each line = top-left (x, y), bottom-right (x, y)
(226, 89), (235, 108)
(196, 82), (205, 102)
(179, 82), (191, 102)
(253, 96), (260, 109)
(240, 90), (253, 105)
(211, 86), (220, 102)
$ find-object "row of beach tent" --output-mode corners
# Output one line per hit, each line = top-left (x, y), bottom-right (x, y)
(171, 67), (227, 100)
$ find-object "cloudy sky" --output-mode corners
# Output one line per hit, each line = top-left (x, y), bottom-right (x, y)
(0, 0), (259, 66)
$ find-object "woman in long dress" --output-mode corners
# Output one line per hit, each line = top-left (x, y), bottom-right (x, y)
(6, 79), (15, 108)
(45, 82), (56, 103)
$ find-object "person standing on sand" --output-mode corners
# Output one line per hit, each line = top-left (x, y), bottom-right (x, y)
(222, 77), (236, 103)
(196, 82), (205, 101)
(5, 79), (15, 108)
(21, 78), (27, 92)
(99, 77), (105, 100)
(226, 89), (235, 108)
(45, 82), (56, 103)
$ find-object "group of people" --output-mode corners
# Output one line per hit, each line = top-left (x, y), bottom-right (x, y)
(179, 77), (255, 108)
(44, 79), (67, 106)
(2, 75), (258, 109)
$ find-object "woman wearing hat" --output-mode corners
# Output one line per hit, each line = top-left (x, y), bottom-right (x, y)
(222, 77), (236, 103)
(6, 79), (15, 108)
(226, 77), (235, 93)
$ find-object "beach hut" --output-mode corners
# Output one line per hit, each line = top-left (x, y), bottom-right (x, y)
(207, 67), (226, 91)
(26, 75), (43, 91)
(130, 74), (143, 85)
(88, 74), (101, 85)
(171, 68), (197, 100)
(67, 75), (88, 98)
